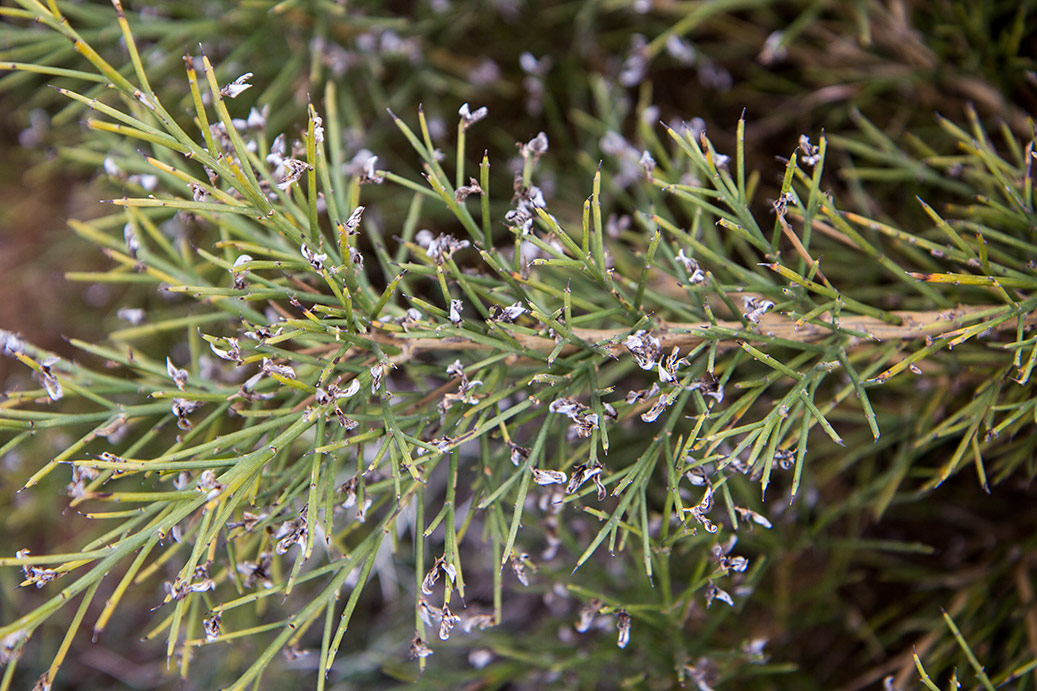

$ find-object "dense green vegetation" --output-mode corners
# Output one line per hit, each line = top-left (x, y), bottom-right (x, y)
(1, 1), (1035, 688)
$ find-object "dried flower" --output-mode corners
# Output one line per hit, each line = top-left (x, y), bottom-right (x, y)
(624, 330), (663, 370)
(38, 358), (63, 402)
(277, 158), (312, 191)
(758, 31), (788, 65)
(798, 134), (820, 167)
(273, 516), (307, 555)
(421, 555), (445, 596)
(220, 72), (253, 99)
(238, 552), (273, 589)
(455, 178), (483, 201)
(449, 299), (463, 325)
(531, 468), (567, 486)
(704, 581), (734, 608)
(438, 603), (461, 641)
(204, 612), (221, 641)
(469, 648), (493, 669)
(675, 249), (707, 283)
(519, 131), (549, 160)
(261, 357), (296, 379)
(425, 233), (470, 264)
(510, 552), (531, 586)
(575, 599), (603, 633)
(166, 357), (188, 391)
(615, 609), (631, 648)
(666, 35), (697, 65)
(491, 301), (527, 323)
(458, 102), (488, 130)
(409, 634), (434, 659)
(567, 461), (605, 500)
(734, 506), (773, 529)
(171, 398), (201, 430)
(300, 242), (327, 272)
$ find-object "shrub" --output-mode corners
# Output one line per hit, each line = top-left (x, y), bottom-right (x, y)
(1, 1), (1035, 689)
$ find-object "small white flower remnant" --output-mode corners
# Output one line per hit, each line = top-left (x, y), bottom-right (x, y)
(615, 609), (632, 649)
(310, 110), (324, 143)
(625, 382), (660, 405)
(742, 296), (776, 324)
(507, 441), (530, 467)
(421, 555), (449, 596)
(103, 157), (121, 178)
(530, 467), (567, 486)
(575, 599), (603, 633)
(238, 552), (273, 589)
(227, 511), (266, 533)
(116, 307), (146, 325)
(619, 34), (649, 87)
(37, 358), (63, 402)
(462, 613), (496, 634)
(266, 133), (287, 167)
(518, 131), (549, 161)
(66, 465), (99, 500)
(230, 254), (252, 289)
(209, 337), (241, 363)
(300, 242), (327, 272)
(273, 516), (307, 555)
(641, 390), (677, 423)
(686, 372), (724, 404)
(675, 249), (707, 284)
(0, 330), (25, 357)
(658, 346), (688, 385)
(16, 549), (59, 589)
(261, 357), (296, 379)
(455, 178), (483, 202)
(684, 659), (717, 691)
(666, 35), (697, 65)
(734, 506), (773, 529)
(448, 299), (463, 325)
(490, 301), (528, 324)
(704, 580), (734, 608)
(1, 629), (27, 665)
(685, 485), (718, 534)
(548, 397), (600, 439)
(510, 552), (532, 587)
(166, 357), (188, 391)
(639, 149), (656, 177)
(624, 330), (663, 371)
(203, 612), (222, 641)
(246, 105), (268, 130)
(469, 649), (494, 669)
(758, 30), (788, 65)
(124, 223), (141, 259)
(359, 154), (384, 184)
(277, 158), (312, 191)
(519, 52), (551, 116)
(424, 233), (471, 265)
(438, 603), (461, 641)
(162, 573), (215, 603)
(439, 360), (483, 412)
(132, 89), (157, 110)
(567, 460), (606, 500)
(409, 634), (434, 659)
(458, 102), (488, 130)
(798, 134), (821, 167)
(743, 638), (769, 664)
(712, 540), (748, 573)
(171, 398), (201, 430)
(197, 469), (224, 501)
(220, 72), (253, 99)
(370, 363), (384, 395)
